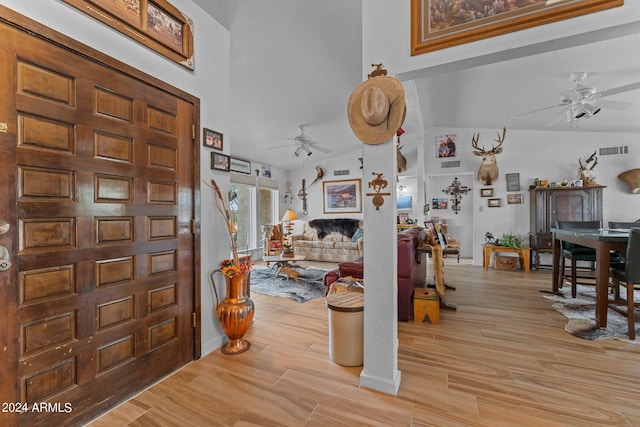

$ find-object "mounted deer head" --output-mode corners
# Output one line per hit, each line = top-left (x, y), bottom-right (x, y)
(577, 150), (598, 185)
(397, 145), (407, 173)
(471, 127), (506, 185)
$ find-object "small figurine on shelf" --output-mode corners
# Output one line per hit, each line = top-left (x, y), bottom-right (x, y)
(484, 232), (496, 245)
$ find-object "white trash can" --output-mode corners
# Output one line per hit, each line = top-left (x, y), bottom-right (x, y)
(326, 292), (364, 366)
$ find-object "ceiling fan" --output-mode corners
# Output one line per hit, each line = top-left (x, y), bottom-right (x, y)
(514, 72), (640, 126)
(268, 125), (332, 157)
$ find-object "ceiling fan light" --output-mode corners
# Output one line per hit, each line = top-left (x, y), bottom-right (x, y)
(583, 103), (601, 116)
(571, 105), (586, 119)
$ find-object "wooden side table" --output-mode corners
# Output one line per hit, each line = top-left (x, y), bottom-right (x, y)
(483, 245), (531, 272)
(413, 288), (440, 324)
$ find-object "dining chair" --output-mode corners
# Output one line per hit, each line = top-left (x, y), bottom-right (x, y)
(608, 228), (640, 339)
(556, 221), (601, 298)
(608, 220), (640, 229)
(608, 221), (640, 262)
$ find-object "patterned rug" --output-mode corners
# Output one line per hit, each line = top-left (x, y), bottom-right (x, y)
(249, 265), (329, 303)
(543, 285), (639, 344)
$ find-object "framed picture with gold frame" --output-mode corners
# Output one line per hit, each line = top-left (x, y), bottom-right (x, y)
(410, 0), (623, 56)
(323, 179), (362, 214)
(62, 0), (194, 69)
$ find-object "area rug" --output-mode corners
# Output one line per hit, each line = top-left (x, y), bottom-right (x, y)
(543, 285), (639, 344)
(250, 265), (329, 303)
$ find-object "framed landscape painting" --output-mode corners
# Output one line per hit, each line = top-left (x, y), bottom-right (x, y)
(323, 179), (362, 214)
(411, 0), (623, 56)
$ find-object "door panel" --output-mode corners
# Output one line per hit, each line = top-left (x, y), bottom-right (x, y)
(0, 13), (197, 426)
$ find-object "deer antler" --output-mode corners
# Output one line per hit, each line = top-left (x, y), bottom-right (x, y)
(586, 150), (598, 170)
(492, 127), (506, 151)
(471, 133), (485, 153)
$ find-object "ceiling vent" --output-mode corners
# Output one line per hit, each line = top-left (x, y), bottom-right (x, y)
(599, 146), (629, 156)
(441, 160), (461, 168)
(333, 169), (350, 176)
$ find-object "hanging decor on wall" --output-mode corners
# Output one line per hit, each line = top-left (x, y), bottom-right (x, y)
(284, 181), (292, 204)
(365, 173), (390, 211)
(297, 179), (309, 215)
(62, 0), (194, 69)
(410, 0), (624, 56)
(442, 177), (471, 214)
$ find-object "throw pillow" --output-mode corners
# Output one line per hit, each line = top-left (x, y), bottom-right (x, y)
(351, 227), (363, 242)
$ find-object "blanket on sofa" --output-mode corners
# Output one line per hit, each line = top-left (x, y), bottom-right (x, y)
(308, 218), (360, 239)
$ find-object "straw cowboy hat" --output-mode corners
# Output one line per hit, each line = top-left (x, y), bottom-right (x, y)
(348, 74), (406, 145)
(618, 168), (640, 194)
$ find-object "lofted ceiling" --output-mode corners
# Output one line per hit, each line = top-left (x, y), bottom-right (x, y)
(192, 1), (640, 171)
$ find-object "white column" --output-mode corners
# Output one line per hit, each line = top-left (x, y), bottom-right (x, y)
(360, 136), (400, 395)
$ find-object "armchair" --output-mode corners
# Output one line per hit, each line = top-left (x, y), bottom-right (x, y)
(262, 224), (283, 256)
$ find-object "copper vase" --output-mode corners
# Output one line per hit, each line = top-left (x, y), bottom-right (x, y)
(211, 270), (254, 355)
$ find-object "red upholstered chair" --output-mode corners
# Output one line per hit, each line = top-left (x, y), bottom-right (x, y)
(263, 224), (283, 256)
(322, 228), (427, 321)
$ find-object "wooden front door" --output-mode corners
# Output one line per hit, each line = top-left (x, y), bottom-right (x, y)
(0, 9), (199, 426)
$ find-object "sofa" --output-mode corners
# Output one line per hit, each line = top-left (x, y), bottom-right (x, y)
(322, 227), (427, 321)
(290, 218), (363, 263)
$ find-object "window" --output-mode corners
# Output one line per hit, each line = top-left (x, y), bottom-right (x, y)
(230, 174), (279, 251)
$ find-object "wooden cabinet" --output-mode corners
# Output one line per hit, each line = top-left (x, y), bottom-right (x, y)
(529, 185), (605, 268)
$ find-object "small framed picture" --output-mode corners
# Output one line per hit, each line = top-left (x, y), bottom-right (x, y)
(204, 128), (223, 151)
(488, 198), (501, 208)
(211, 152), (230, 171)
(480, 188), (493, 197)
(230, 157), (251, 174)
(506, 173), (520, 192)
(507, 193), (523, 205)
(432, 198), (448, 209)
(261, 165), (272, 178)
(398, 212), (409, 223)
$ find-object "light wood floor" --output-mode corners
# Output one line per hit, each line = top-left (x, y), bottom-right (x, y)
(89, 261), (640, 426)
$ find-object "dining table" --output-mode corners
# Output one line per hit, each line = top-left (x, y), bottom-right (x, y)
(551, 227), (629, 328)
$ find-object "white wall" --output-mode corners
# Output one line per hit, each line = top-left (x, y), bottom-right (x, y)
(425, 127), (640, 264)
(284, 148), (366, 223)
(1, 0), (231, 355)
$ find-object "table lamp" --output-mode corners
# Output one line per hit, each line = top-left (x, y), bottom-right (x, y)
(281, 209), (297, 237)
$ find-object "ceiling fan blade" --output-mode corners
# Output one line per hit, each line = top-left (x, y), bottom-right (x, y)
(513, 103), (565, 118)
(596, 99), (633, 110)
(544, 107), (570, 127)
(268, 144), (295, 150)
(597, 81), (640, 98)
(311, 145), (332, 154)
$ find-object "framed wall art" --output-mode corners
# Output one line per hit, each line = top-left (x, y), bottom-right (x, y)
(397, 195), (413, 211)
(211, 152), (230, 171)
(203, 128), (223, 150)
(62, 0), (194, 69)
(411, 0), (623, 56)
(480, 188), (493, 197)
(323, 179), (362, 214)
(432, 198), (448, 210)
(507, 193), (524, 205)
(506, 173), (520, 192)
(230, 157), (251, 174)
(436, 134), (456, 158)
(488, 198), (502, 208)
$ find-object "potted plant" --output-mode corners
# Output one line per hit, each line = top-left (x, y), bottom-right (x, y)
(497, 232), (524, 249)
